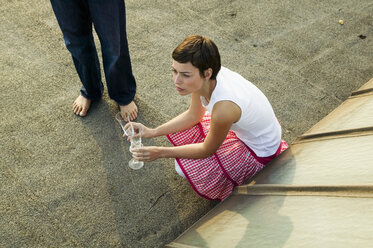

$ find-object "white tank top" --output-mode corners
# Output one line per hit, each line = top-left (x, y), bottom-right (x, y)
(201, 66), (281, 157)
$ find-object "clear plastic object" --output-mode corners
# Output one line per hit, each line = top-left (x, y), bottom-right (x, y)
(115, 112), (144, 170)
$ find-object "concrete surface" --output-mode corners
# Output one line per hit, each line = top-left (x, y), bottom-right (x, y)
(0, 0), (372, 247)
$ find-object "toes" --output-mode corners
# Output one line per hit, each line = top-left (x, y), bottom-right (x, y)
(119, 101), (139, 121)
(79, 107), (88, 116)
(73, 105), (80, 115)
(129, 110), (137, 121)
(72, 95), (91, 117)
(73, 104), (85, 116)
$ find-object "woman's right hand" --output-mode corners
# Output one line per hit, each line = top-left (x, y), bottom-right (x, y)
(123, 122), (155, 139)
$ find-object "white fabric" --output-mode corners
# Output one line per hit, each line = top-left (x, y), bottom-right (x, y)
(175, 160), (186, 178)
(200, 66), (281, 157)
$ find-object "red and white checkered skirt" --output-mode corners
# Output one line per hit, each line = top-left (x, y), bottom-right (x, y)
(167, 114), (288, 201)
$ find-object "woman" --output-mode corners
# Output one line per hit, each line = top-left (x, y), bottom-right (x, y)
(127, 35), (288, 201)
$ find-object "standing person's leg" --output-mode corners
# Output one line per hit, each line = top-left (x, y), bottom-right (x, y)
(50, 0), (104, 116)
(88, 0), (138, 120)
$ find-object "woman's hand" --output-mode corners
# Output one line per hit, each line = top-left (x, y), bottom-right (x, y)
(123, 122), (155, 139)
(130, 146), (162, 162)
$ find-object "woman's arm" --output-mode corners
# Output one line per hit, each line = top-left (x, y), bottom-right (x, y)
(129, 93), (206, 139)
(132, 100), (242, 161)
(154, 94), (205, 136)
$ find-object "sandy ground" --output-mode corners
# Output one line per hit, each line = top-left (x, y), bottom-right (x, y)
(0, 0), (372, 247)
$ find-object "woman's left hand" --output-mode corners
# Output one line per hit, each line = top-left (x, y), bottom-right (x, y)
(130, 146), (162, 162)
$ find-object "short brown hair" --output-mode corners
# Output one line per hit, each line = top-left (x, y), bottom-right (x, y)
(172, 35), (221, 80)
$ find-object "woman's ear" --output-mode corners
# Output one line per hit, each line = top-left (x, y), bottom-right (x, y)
(204, 68), (213, 79)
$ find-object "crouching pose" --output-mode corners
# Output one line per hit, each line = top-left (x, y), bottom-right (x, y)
(127, 35), (288, 201)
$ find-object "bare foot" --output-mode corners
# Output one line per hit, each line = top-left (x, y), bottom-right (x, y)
(72, 95), (92, 117)
(120, 101), (138, 121)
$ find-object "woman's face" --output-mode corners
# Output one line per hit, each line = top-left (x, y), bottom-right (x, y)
(171, 60), (205, 96)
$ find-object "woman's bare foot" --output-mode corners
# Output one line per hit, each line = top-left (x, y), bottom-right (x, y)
(120, 101), (138, 121)
(72, 95), (92, 117)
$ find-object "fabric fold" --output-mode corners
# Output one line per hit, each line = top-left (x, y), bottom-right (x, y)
(167, 114), (288, 201)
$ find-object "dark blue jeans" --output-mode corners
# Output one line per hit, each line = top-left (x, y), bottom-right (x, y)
(50, 0), (136, 106)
